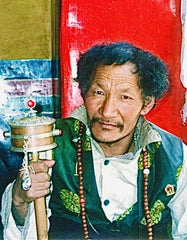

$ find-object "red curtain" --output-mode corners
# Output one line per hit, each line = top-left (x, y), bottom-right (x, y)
(60, 0), (187, 143)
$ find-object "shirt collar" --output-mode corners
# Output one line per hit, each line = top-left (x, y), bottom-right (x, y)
(70, 104), (88, 126)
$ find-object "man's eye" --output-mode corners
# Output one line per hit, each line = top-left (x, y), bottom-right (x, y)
(94, 90), (104, 95)
(122, 95), (132, 100)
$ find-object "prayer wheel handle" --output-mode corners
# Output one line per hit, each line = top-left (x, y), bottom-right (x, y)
(32, 152), (48, 240)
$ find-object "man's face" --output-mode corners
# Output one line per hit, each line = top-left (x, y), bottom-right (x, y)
(84, 62), (151, 144)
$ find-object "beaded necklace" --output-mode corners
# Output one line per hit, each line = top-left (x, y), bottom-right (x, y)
(77, 122), (153, 240)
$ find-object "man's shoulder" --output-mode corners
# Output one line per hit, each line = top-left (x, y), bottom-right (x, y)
(149, 122), (183, 143)
(55, 117), (85, 138)
(149, 122), (184, 161)
(56, 117), (78, 127)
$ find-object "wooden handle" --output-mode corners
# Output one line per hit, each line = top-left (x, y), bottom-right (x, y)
(31, 152), (48, 240)
(34, 197), (48, 240)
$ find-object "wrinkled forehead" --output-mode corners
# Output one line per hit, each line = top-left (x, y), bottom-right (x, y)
(91, 62), (140, 87)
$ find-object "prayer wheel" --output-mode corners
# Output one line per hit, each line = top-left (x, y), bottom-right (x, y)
(6, 115), (61, 153)
(3, 99), (62, 240)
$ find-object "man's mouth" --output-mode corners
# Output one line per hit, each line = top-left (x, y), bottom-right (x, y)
(91, 117), (123, 130)
(98, 120), (117, 128)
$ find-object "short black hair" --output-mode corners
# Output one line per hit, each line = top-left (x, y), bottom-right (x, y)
(76, 42), (169, 100)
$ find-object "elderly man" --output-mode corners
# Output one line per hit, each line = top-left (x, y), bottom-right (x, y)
(1, 42), (187, 239)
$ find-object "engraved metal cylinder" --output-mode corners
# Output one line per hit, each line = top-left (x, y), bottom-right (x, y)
(9, 116), (57, 152)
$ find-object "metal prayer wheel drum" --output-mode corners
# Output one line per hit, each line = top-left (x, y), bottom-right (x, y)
(7, 116), (61, 152)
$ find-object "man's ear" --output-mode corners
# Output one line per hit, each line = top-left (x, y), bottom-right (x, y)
(141, 96), (155, 115)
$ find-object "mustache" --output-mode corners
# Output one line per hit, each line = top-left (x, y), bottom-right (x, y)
(90, 117), (124, 129)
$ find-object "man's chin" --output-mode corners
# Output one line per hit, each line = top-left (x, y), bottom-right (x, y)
(91, 134), (120, 144)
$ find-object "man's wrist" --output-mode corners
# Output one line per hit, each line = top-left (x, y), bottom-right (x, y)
(11, 201), (29, 226)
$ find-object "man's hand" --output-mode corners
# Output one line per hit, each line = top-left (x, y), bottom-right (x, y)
(12, 160), (55, 226)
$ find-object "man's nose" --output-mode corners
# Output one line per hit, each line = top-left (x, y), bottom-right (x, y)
(99, 96), (118, 118)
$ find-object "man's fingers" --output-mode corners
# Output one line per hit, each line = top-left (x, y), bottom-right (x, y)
(16, 160), (54, 201)
(42, 159), (55, 168)
(28, 160), (55, 173)
(24, 187), (50, 201)
(31, 172), (51, 183)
